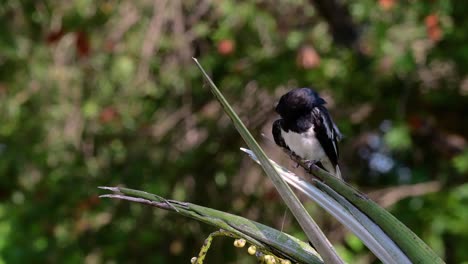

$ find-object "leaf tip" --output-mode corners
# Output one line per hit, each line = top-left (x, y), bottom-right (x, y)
(240, 147), (254, 155)
(98, 186), (123, 194)
(99, 194), (114, 199)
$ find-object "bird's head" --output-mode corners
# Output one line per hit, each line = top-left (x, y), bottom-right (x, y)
(275, 87), (326, 120)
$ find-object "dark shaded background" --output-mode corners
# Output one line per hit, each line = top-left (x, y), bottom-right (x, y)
(0, 0), (467, 263)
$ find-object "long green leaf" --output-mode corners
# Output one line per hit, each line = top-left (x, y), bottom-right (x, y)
(99, 186), (323, 264)
(241, 148), (410, 264)
(312, 180), (411, 264)
(288, 156), (444, 264)
(192, 58), (343, 264)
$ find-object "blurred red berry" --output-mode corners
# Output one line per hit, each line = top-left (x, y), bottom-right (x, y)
(379, 0), (395, 10)
(425, 14), (442, 42)
(217, 39), (235, 55)
(296, 45), (320, 69)
(428, 27), (442, 42)
(425, 14), (438, 28)
(99, 106), (119, 124)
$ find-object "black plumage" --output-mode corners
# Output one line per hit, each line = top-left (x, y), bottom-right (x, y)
(272, 88), (342, 178)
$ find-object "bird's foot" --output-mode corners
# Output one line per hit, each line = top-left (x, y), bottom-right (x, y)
(303, 159), (318, 173)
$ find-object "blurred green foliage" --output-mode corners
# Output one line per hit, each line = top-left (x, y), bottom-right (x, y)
(0, 0), (467, 263)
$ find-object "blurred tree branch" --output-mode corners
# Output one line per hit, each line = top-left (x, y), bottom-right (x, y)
(368, 181), (442, 208)
(309, 0), (360, 50)
(137, 0), (169, 83)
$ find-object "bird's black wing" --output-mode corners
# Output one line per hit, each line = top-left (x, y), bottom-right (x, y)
(311, 106), (340, 167)
(272, 119), (290, 150)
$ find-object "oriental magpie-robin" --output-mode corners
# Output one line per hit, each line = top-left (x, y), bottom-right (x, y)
(272, 88), (343, 178)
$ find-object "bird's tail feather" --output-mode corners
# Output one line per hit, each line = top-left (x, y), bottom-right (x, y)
(335, 165), (342, 179)
(319, 160), (342, 179)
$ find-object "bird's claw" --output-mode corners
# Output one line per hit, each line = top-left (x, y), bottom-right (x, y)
(304, 159), (318, 173)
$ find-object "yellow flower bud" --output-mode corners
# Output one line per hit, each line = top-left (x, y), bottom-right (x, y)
(233, 238), (246, 248)
(264, 255), (276, 264)
(247, 245), (257, 255)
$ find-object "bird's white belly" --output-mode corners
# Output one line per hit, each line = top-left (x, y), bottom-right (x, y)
(281, 127), (325, 161)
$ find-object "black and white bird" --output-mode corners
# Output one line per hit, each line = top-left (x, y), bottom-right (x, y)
(272, 88), (343, 178)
